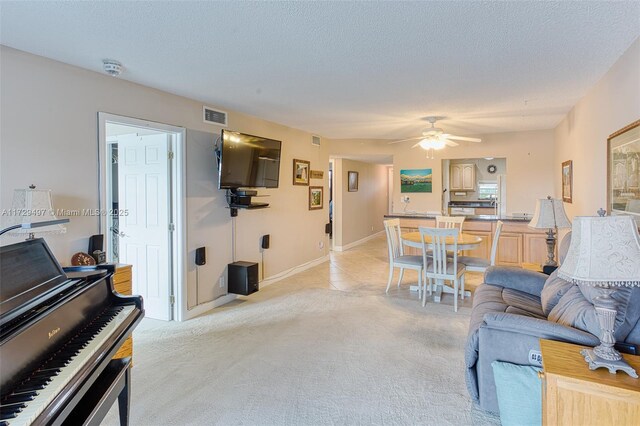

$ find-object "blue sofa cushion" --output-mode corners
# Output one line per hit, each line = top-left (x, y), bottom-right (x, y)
(492, 361), (542, 426)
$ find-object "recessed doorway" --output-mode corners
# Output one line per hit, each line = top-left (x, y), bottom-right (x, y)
(98, 113), (186, 321)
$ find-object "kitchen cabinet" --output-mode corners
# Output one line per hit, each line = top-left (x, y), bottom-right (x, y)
(450, 164), (476, 191)
(495, 232), (523, 266)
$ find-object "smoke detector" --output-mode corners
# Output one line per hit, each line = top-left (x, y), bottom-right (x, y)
(102, 60), (123, 77)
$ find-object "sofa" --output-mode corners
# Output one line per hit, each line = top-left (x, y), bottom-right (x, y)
(465, 234), (640, 414)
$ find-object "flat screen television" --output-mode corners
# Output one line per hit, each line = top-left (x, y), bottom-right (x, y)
(218, 130), (282, 189)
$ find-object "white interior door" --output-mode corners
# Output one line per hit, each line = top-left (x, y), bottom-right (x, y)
(118, 134), (171, 320)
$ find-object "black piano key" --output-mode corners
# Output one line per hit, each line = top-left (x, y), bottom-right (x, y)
(0, 412), (17, 420)
(32, 368), (61, 378)
(0, 403), (25, 415)
(0, 402), (26, 410)
(13, 383), (46, 392)
(2, 393), (36, 404)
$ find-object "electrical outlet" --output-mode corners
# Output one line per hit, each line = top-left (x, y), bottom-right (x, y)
(318, 241), (325, 249)
(219, 276), (225, 288)
(371, 225), (374, 231)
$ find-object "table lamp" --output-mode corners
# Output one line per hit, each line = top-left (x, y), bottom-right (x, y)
(528, 196), (571, 267)
(557, 213), (640, 378)
(6, 186), (67, 239)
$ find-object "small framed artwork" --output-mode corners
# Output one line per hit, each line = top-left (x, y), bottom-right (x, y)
(562, 160), (573, 203)
(348, 171), (359, 192)
(293, 159), (310, 186)
(608, 119), (640, 219)
(309, 186), (323, 210)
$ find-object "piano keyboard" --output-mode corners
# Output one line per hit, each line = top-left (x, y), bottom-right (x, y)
(0, 305), (135, 426)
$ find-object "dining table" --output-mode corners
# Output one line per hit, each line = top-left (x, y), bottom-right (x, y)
(401, 231), (483, 303)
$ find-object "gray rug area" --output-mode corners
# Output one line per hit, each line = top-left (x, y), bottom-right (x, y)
(103, 237), (499, 425)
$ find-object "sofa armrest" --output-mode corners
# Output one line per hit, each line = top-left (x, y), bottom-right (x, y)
(483, 312), (600, 346)
(484, 266), (548, 297)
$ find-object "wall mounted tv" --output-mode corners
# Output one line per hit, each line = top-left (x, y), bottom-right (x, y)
(218, 130), (282, 189)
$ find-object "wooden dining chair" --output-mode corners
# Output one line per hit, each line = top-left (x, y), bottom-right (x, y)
(458, 221), (503, 276)
(383, 219), (424, 298)
(419, 226), (466, 312)
(435, 215), (465, 231)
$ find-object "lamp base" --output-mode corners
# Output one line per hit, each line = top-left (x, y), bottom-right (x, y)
(581, 348), (638, 378)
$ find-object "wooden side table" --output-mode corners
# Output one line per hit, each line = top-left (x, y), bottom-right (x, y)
(540, 339), (640, 425)
(112, 264), (134, 363)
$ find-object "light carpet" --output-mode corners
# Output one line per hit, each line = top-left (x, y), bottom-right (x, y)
(104, 235), (499, 425)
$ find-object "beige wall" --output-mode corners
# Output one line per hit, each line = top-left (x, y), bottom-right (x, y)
(0, 47), (329, 314)
(332, 158), (388, 248)
(554, 38), (640, 219)
(391, 129), (556, 215)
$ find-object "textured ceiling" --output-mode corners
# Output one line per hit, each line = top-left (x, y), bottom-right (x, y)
(1, 2), (639, 139)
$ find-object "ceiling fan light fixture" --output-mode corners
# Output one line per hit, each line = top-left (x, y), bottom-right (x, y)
(419, 138), (445, 150)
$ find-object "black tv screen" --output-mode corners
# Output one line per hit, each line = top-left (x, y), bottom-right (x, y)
(218, 130), (282, 189)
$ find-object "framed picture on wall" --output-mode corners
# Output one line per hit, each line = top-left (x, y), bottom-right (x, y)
(293, 159), (310, 186)
(562, 160), (573, 203)
(348, 171), (359, 192)
(607, 119), (640, 219)
(309, 186), (323, 210)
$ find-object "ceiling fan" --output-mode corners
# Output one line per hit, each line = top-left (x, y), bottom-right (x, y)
(388, 116), (482, 152)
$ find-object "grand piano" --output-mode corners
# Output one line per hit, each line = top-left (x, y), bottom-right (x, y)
(0, 238), (144, 425)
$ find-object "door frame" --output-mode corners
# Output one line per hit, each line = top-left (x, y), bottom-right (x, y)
(98, 112), (186, 321)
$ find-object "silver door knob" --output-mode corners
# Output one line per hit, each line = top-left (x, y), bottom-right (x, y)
(119, 231), (127, 237)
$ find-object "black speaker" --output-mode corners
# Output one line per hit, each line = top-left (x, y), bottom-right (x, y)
(261, 234), (270, 249)
(325, 223), (332, 234)
(88, 234), (104, 254)
(228, 261), (259, 296)
(195, 247), (206, 266)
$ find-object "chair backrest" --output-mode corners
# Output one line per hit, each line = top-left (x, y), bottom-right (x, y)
(419, 226), (459, 277)
(435, 215), (465, 231)
(489, 220), (503, 266)
(384, 219), (404, 261)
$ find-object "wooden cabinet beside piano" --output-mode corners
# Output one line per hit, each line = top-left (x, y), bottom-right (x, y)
(112, 264), (134, 361)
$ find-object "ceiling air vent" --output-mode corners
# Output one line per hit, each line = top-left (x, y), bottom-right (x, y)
(203, 106), (227, 127)
(311, 135), (321, 146)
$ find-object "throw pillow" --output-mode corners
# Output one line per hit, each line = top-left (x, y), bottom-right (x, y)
(491, 361), (542, 426)
(540, 270), (573, 315)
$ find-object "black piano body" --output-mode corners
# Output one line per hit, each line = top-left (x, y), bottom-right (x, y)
(0, 238), (144, 425)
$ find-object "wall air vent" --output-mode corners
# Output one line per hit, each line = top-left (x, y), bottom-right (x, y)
(203, 106), (228, 127)
(311, 135), (321, 146)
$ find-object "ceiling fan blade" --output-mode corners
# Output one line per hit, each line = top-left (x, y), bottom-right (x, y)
(388, 136), (424, 144)
(444, 139), (459, 147)
(445, 135), (482, 143)
(411, 142), (421, 148)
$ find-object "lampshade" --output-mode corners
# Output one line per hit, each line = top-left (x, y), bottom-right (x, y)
(528, 197), (571, 229)
(557, 215), (640, 287)
(7, 188), (66, 236)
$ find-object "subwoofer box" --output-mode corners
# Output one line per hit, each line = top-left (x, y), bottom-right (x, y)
(227, 261), (259, 296)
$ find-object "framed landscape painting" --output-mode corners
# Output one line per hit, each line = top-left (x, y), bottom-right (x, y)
(608, 119), (640, 220)
(400, 169), (432, 193)
(309, 186), (323, 210)
(562, 160), (572, 203)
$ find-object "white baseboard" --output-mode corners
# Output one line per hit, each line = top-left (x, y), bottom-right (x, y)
(182, 293), (237, 320)
(333, 230), (384, 252)
(259, 254), (330, 288)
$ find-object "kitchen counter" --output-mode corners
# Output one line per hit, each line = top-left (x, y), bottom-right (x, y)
(384, 213), (533, 222)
